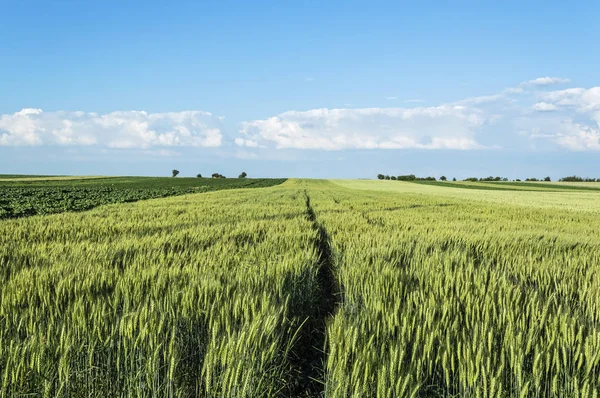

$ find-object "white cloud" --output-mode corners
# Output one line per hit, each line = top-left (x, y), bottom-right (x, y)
(234, 137), (260, 148)
(532, 102), (557, 112)
(0, 108), (45, 146)
(237, 79), (600, 153)
(520, 77), (570, 86)
(0, 109), (223, 148)
(552, 120), (600, 151)
(404, 99), (426, 103)
(386, 96), (397, 100)
(238, 106), (487, 150)
(519, 87), (600, 151)
(538, 87), (600, 112)
(538, 88), (586, 107)
(4, 78), (600, 155)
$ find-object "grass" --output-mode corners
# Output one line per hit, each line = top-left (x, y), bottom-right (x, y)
(410, 180), (600, 192)
(2, 178), (600, 396)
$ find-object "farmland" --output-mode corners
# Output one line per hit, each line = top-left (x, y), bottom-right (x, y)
(0, 177), (286, 219)
(409, 180), (600, 192)
(2, 178), (600, 396)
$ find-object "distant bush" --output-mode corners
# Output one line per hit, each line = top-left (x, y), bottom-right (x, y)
(479, 176), (504, 181)
(525, 178), (539, 182)
(558, 176), (600, 182)
(212, 173), (226, 179)
(196, 174), (202, 178)
(464, 177), (479, 182)
(390, 176), (397, 180)
(377, 174), (385, 180)
(385, 175), (391, 180)
(544, 176), (551, 182)
(394, 175), (436, 181)
(559, 176), (583, 182)
(440, 176), (447, 181)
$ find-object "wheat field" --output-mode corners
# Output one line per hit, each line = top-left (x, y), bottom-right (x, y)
(2, 179), (599, 397)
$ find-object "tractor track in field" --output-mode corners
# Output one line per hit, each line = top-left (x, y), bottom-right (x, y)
(288, 191), (340, 397)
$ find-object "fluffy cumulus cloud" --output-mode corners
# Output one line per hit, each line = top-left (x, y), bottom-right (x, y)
(238, 106), (487, 151)
(527, 87), (600, 150)
(538, 87), (600, 111)
(237, 78), (600, 152)
(4, 78), (600, 155)
(0, 109), (223, 148)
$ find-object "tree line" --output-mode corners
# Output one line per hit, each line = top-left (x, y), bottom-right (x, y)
(172, 170), (248, 179)
(377, 174), (600, 182)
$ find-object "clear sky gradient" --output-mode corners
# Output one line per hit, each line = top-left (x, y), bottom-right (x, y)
(1, 0), (599, 179)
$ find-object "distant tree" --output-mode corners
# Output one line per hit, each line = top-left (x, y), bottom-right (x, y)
(239, 172), (248, 178)
(377, 174), (385, 180)
(385, 175), (391, 180)
(479, 176), (504, 182)
(452, 177), (456, 181)
(544, 176), (551, 182)
(515, 179), (521, 182)
(172, 169), (180, 177)
(525, 178), (539, 182)
(440, 176), (447, 181)
(502, 178), (508, 181)
(464, 177), (479, 182)
(559, 176), (583, 182)
(196, 174), (202, 178)
(391, 176), (397, 180)
(212, 173), (226, 179)
(397, 174), (416, 181)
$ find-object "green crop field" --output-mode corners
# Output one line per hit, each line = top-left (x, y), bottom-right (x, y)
(0, 177), (286, 219)
(2, 178), (600, 397)
(409, 180), (600, 192)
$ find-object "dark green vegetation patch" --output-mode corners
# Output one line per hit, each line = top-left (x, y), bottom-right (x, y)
(0, 177), (286, 219)
(0, 174), (62, 179)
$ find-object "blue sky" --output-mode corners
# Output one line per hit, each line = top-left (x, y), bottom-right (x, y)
(1, 0), (599, 179)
